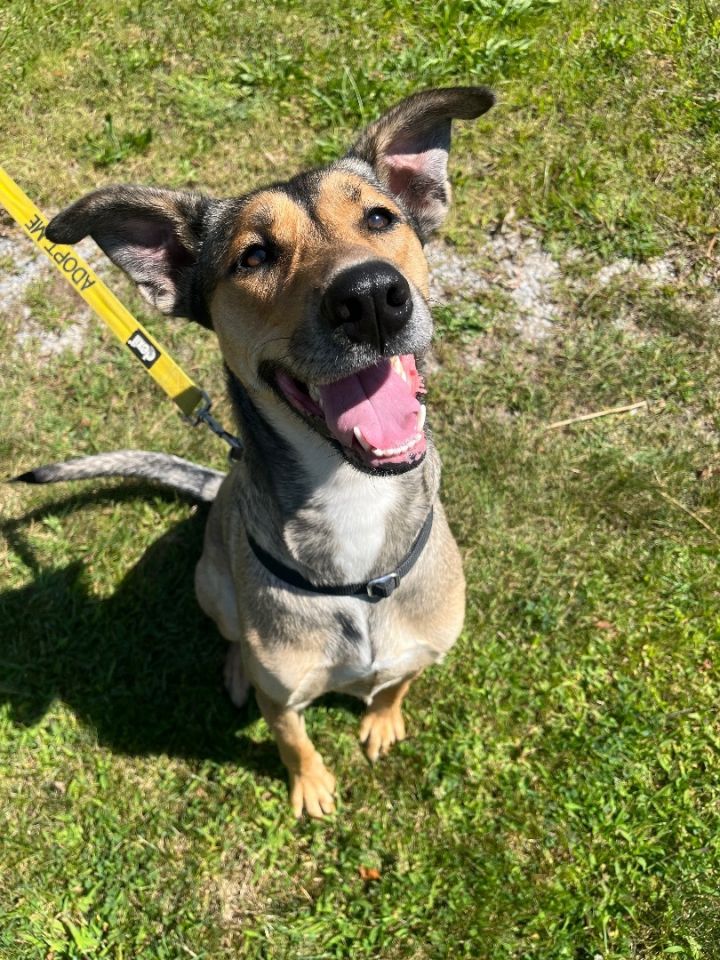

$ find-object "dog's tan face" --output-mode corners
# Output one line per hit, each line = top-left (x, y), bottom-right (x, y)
(213, 171), (430, 365)
(45, 87), (494, 473)
(215, 170), (430, 354)
(209, 168), (435, 471)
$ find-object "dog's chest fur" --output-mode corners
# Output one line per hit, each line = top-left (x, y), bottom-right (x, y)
(321, 597), (440, 706)
(284, 431), (403, 582)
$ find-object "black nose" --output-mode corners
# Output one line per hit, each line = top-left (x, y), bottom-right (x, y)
(323, 260), (413, 350)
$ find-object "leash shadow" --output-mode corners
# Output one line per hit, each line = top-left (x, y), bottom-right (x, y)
(0, 486), (281, 779)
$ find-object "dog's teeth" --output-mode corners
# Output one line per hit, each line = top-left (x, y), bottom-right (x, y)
(390, 355), (408, 383)
(353, 426), (372, 452)
(369, 433), (423, 459)
(417, 406), (426, 431)
(308, 384), (323, 406)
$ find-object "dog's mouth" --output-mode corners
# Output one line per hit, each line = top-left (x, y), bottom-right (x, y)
(274, 355), (427, 471)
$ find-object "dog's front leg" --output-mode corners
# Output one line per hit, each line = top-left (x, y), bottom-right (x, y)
(359, 675), (418, 762)
(255, 689), (336, 818)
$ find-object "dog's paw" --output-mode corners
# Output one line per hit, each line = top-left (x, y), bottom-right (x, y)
(289, 760), (336, 819)
(224, 644), (250, 708)
(359, 707), (406, 762)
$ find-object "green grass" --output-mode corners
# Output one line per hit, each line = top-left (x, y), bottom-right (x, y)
(2, 0), (719, 255)
(2, 0), (720, 957)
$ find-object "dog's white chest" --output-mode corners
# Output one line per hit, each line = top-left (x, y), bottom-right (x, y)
(320, 478), (398, 581)
(288, 457), (402, 582)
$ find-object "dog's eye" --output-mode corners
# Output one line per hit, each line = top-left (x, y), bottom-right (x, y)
(239, 244), (270, 269)
(366, 208), (395, 231)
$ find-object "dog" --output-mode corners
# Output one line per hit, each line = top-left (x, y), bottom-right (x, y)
(15, 86), (495, 817)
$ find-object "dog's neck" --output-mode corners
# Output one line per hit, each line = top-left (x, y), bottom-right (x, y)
(226, 369), (439, 585)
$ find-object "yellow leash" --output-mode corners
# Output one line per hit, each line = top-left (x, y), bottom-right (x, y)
(0, 166), (240, 451)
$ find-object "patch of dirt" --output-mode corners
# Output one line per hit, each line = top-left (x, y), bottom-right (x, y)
(1, 235), (107, 357)
(0, 236), (48, 309)
(595, 255), (675, 287)
(427, 241), (492, 302)
(15, 313), (88, 358)
(428, 224), (563, 343)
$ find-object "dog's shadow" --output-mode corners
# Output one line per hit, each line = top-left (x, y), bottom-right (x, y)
(0, 487), (286, 777)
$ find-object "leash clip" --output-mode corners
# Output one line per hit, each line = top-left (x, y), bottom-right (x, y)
(187, 391), (243, 459)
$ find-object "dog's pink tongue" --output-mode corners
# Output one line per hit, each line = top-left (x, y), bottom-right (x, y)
(318, 357), (421, 451)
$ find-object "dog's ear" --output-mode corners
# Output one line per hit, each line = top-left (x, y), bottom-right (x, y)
(348, 86), (495, 237)
(45, 186), (212, 323)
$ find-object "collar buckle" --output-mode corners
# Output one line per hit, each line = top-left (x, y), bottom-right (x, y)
(366, 572), (399, 600)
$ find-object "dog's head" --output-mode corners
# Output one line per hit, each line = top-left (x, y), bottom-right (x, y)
(47, 86), (494, 474)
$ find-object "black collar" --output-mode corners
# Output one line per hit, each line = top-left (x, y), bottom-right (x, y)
(246, 508), (434, 601)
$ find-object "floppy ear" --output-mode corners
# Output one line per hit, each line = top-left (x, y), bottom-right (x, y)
(45, 185), (212, 323)
(348, 86), (495, 237)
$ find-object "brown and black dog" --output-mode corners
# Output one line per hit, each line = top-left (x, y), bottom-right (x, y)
(18, 87), (495, 816)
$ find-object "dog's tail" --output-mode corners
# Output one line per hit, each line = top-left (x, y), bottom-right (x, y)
(10, 451), (225, 503)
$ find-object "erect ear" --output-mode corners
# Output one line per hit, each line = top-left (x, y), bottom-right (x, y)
(45, 185), (212, 324)
(348, 86), (495, 238)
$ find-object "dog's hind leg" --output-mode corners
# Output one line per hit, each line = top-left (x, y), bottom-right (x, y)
(255, 688), (336, 819)
(223, 643), (250, 708)
(195, 503), (250, 708)
(196, 560), (250, 708)
(359, 675), (418, 762)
